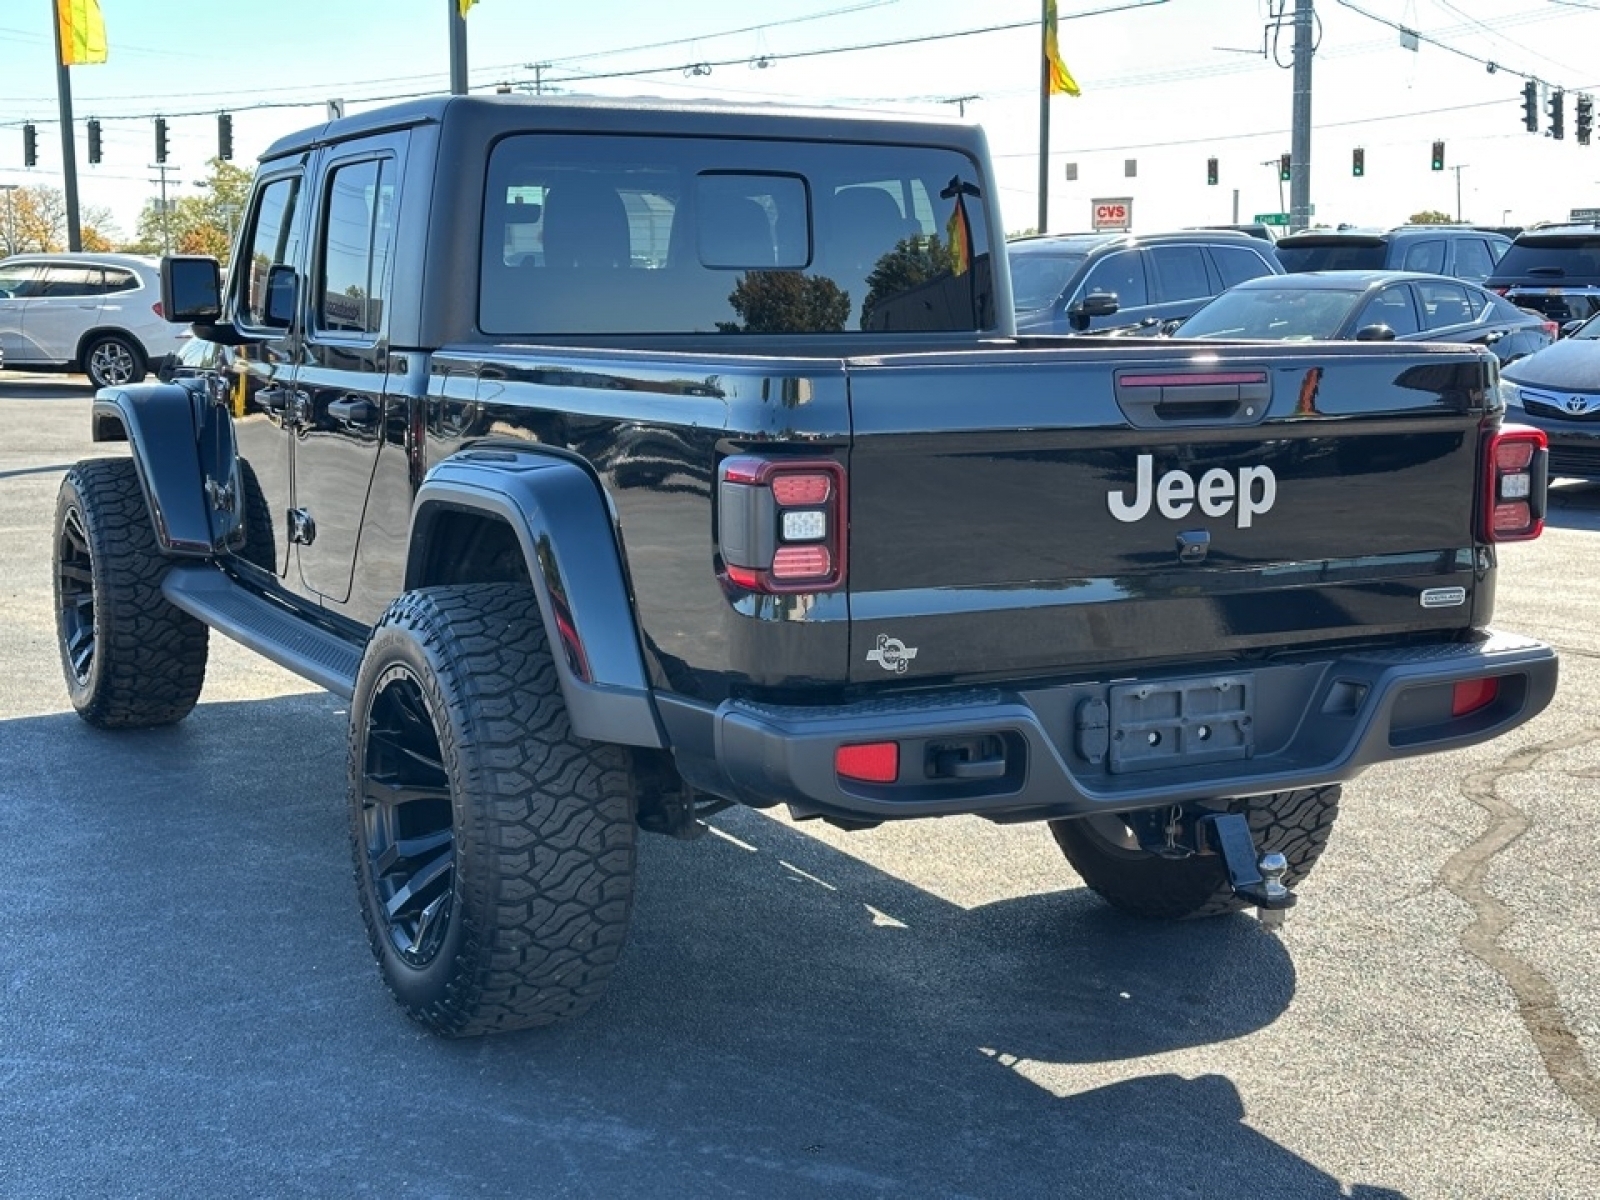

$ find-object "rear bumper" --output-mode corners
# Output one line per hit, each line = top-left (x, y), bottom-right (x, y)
(657, 630), (1558, 824)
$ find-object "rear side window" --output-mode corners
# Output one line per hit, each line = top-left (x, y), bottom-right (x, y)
(479, 133), (994, 335)
(316, 158), (395, 336)
(1276, 241), (1387, 271)
(102, 269), (138, 293)
(35, 265), (102, 298)
(1400, 239), (1445, 274)
(1416, 280), (1473, 330)
(1148, 245), (1210, 302)
(1453, 239), (1497, 283)
(1494, 237), (1600, 279)
(1209, 244), (1277, 289)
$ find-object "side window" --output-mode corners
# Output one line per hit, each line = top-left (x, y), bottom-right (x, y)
(102, 269), (138, 294)
(1210, 244), (1277, 289)
(1355, 285), (1420, 335)
(1148, 245), (1212, 302)
(0, 264), (41, 299)
(1400, 239), (1445, 274)
(1453, 239), (1496, 282)
(240, 175), (303, 328)
(317, 158), (391, 335)
(1079, 250), (1147, 308)
(1417, 280), (1473, 330)
(36, 265), (101, 298)
(695, 173), (808, 270)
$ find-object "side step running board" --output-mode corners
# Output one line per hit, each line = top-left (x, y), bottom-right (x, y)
(162, 564), (363, 698)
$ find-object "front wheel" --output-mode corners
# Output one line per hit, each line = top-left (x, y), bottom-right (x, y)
(348, 583), (638, 1037)
(83, 333), (145, 389)
(1049, 786), (1341, 920)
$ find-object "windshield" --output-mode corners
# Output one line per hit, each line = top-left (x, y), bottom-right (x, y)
(1174, 286), (1361, 340)
(1275, 243), (1387, 272)
(1574, 313), (1600, 339)
(1007, 251), (1087, 311)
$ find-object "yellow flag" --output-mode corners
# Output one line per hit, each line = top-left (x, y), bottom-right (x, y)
(1045, 0), (1081, 97)
(57, 0), (107, 66)
(459, 0), (478, 16)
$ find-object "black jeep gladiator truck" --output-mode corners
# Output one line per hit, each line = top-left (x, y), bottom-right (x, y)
(55, 95), (1558, 1037)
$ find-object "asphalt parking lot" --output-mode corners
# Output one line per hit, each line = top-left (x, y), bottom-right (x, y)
(1, 373), (1597, 1199)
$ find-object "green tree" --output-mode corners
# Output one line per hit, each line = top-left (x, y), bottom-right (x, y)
(131, 158), (253, 264)
(1407, 210), (1455, 225)
(719, 271), (851, 334)
(862, 233), (959, 329)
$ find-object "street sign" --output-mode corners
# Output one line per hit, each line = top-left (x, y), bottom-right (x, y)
(1253, 212), (1291, 226)
(1092, 197), (1133, 231)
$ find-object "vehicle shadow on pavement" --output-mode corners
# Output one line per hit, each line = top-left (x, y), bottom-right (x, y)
(1545, 479), (1600, 532)
(0, 696), (1406, 1200)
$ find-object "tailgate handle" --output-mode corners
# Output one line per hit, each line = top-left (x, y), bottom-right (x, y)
(1115, 370), (1271, 428)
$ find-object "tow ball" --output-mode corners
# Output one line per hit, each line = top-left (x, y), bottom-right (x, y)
(1198, 812), (1295, 930)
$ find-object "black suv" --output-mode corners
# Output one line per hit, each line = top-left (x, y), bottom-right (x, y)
(1008, 229), (1282, 334)
(1484, 224), (1600, 331)
(1274, 225), (1510, 283)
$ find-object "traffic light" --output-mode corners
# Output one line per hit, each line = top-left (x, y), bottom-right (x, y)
(1352, 147), (1365, 177)
(1206, 156), (1218, 186)
(1579, 93), (1594, 147)
(1523, 80), (1539, 133)
(1279, 152), (1291, 181)
(1549, 90), (1565, 141)
(23, 122), (36, 167)
(1431, 140), (1445, 171)
(87, 118), (101, 165)
(217, 113), (232, 161)
(155, 116), (168, 163)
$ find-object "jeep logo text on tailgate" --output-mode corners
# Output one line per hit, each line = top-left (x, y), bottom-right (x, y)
(1107, 455), (1277, 528)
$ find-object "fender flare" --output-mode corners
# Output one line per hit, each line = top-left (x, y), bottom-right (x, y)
(407, 449), (665, 749)
(91, 381), (228, 556)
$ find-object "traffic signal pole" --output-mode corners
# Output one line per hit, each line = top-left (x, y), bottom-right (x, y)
(49, 0), (83, 251)
(1289, 0), (1314, 233)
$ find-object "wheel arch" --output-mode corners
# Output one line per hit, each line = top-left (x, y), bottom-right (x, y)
(90, 381), (224, 556)
(407, 450), (664, 749)
(75, 324), (150, 373)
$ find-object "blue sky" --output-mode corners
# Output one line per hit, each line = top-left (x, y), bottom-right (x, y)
(2, 0), (1597, 240)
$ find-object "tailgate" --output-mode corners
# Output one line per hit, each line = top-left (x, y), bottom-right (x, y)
(844, 341), (1495, 685)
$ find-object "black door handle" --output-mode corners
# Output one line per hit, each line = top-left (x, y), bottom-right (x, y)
(328, 397), (376, 423)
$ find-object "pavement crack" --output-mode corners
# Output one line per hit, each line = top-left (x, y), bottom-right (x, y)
(1440, 730), (1600, 1121)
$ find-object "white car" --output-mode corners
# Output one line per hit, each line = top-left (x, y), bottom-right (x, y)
(0, 252), (191, 389)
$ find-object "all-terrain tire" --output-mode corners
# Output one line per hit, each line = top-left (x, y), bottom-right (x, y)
(348, 583), (637, 1037)
(53, 458), (209, 728)
(1049, 786), (1341, 920)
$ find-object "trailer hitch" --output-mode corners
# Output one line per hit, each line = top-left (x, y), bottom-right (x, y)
(1198, 812), (1294, 929)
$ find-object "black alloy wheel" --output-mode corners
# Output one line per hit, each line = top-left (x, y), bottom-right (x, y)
(357, 664), (457, 967)
(57, 504), (97, 687)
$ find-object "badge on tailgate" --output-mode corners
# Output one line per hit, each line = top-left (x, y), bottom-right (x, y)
(1103, 674), (1254, 774)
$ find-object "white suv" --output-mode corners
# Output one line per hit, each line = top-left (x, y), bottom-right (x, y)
(0, 252), (191, 389)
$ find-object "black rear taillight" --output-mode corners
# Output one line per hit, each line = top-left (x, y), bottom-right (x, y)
(1481, 424), (1547, 542)
(718, 455), (847, 593)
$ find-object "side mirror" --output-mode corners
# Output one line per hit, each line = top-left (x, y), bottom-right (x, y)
(1561, 319), (1585, 338)
(161, 255), (222, 323)
(264, 264), (298, 329)
(1067, 291), (1120, 332)
(1354, 323), (1396, 342)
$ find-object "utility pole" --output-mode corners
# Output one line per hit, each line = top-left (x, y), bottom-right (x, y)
(942, 95), (979, 118)
(149, 164), (179, 254)
(448, 0), (468, 95)
(1451, 164), (1470, 221)
(0, 184), (17, 256)
(49, 0), (83, 251)
(1037, 2), (1051, 234)
(1289, 0), (1314, 233)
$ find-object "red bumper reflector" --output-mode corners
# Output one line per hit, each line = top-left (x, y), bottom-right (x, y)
(1493, 500), (1532, 533)
(836, 742), (899, 783)
(1451, 677), (1499, 717)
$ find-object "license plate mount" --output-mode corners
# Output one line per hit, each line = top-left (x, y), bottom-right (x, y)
(1107, 674), (1254, 774)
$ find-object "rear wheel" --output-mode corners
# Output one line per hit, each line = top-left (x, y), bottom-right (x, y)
(348, 583), (637, 1036)
(1049, 786), (1341, 920)
(53, 458), (209, 728)
(83, 333), (146, 389)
